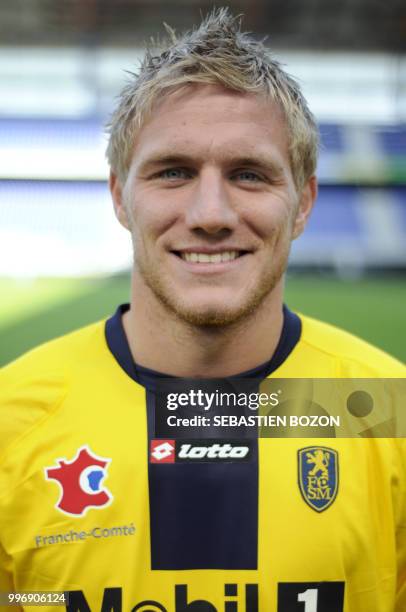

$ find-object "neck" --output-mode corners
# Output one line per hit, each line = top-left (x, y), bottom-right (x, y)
(122, 277), (285, 378)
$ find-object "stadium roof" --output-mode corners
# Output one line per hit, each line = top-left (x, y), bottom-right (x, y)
(0, 0), (405, 51)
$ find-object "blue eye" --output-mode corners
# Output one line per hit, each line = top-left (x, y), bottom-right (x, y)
(160, 168), (190, 180)
(234, 171), (261, 182)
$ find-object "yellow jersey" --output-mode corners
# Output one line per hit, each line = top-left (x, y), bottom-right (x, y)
(0, 305), (405, 612)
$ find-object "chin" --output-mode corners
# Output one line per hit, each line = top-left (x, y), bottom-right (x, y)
(177, 306), (245, 328)
(169, 294), (264, 328)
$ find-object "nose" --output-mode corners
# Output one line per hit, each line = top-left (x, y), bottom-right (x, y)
(184, 168), (238, 235)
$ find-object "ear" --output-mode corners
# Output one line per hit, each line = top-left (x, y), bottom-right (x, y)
(109, 171), (131, 230)
(292, 175), (318, 240)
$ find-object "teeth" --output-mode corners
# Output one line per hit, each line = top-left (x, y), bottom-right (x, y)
(182, 251), (240, 263)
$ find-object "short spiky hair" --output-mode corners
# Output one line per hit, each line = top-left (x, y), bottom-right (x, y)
(106, 8), (319, 189)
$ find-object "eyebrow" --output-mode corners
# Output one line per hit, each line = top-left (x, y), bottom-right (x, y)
(137, 155), (195, 173)
(136, 151), (284, 175)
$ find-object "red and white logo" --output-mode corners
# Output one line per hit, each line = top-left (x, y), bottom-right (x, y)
(150, 440), (175, 463)
(45, 446), (112, 517)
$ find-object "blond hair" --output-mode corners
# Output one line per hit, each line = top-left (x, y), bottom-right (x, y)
(106, 8), (319, 189)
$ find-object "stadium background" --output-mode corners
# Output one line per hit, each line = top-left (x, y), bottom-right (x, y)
(0, 0), (405, 366)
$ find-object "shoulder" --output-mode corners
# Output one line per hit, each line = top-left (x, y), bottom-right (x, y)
(297, 313), (405, 377)
(0, 320), (107, 457)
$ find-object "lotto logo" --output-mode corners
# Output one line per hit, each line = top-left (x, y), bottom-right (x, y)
(150, 440), (175, 463)
(150, 439), (253, 464)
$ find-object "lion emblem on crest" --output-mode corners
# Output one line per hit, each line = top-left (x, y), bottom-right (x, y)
(306, 449), (330, 478)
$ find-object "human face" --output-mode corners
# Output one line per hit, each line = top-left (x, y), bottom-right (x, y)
(111, 84), (316, 327)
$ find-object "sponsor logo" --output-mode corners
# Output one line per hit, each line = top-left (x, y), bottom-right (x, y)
(66, 584), (259, 612)
(150, 440), (176, 463)
(178, 441), (251, 461)
(298, 446), (339, 512)
(150, 440), (252, 463)
(66, 583), (346, 612)
(45, 446), (112, 517)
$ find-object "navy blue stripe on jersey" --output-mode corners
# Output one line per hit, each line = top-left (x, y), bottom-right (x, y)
(104, 303), (138, 381)
(104, 303), (301, 570)
(147, 390), (259, 570)
(261, 305), (301, 377)
(105, 303), (301, 386)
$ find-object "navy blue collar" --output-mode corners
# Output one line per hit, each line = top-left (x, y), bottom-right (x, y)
(105, 303), (301, 389)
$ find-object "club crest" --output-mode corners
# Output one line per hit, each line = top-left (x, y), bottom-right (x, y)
(298, 446), (338, 512)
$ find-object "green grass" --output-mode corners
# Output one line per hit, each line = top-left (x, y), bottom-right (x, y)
(0, 273), (405, 367)
(0, 277), (83, 328)
(0, 275), (130, 366)
(285, 274), (406, 361)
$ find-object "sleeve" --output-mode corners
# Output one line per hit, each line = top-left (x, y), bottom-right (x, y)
(0, 363), (64, 612)
(395, 439), (406, 611)
(0, 540), (13, 589)
(0, 541), (21, 612)
(396, 525), (406, 610)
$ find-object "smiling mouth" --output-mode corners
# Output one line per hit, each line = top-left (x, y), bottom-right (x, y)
(173, 250), (249, 263)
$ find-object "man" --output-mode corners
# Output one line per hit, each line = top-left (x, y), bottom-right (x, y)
(0, 9), (405, 612)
